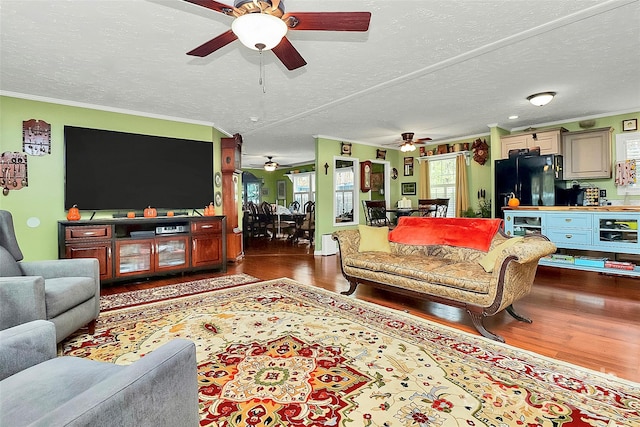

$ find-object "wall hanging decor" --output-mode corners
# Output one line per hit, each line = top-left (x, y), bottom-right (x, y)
(1, 151), (28, 195)
(404, 157), (414, 176)
(622, 118), (637, 132)
(23, 119), (51, 156)
(401, 182), (416, 195)
(376, 149), (386, 160)
(472, 138), (489, 165)
(341, 142), (352, 156)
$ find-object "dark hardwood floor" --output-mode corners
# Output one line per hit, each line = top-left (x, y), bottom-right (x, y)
(103, 237), (640, 383)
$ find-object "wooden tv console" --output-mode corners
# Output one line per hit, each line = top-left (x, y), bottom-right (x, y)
(58, 216), (227, 283)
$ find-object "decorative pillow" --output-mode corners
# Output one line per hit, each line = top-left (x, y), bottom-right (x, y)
(478, 237), (525, 273)
(388, 217), (503, 251)
(0, 246), (22, 277)
(358, 225), (391, 253)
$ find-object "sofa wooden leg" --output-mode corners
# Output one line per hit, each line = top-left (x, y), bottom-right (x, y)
(87, 319), (96, 335)
(467, 311), (504, 343)
(506, 305), (532, 323)
(341, 280), (358, 296)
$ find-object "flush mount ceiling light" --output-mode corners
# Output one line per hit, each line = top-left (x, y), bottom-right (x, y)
(232, 13), (288, 51)
(264, 156), (279, 171)
(527, 92), (556, 107)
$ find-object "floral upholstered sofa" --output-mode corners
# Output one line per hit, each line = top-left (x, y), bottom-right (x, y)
(332, 217), (556, 342)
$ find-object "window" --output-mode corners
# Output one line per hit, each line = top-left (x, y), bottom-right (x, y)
(335, 165), (354, 223)
(428, 158), (456, 217)
(292, 172), (315, 206)
(245, 182), (261, 205)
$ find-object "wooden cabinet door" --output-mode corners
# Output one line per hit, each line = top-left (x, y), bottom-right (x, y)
(500, 134), (529, 159)
(65, 242), (112, 281)
(534, 130), (561, 156)
(192, 234), (223, 267)
(563, 128), (611, 179)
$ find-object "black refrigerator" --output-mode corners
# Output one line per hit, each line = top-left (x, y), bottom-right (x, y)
(495, 154), (565, 217)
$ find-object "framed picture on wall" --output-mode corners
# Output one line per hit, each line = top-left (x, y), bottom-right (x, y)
(277, 180), (286, 199)
(404, 157), (414, 176)
(623, 118), (637, 131)
(401, 182), (416, 195)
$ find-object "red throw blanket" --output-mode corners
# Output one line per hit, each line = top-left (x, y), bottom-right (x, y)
(388, 217), (503, 251)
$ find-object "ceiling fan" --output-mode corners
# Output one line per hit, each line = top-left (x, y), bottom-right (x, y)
(183, 0), (371, 70)
(385, 132), (433, 152)
(264, 156), (279, 171)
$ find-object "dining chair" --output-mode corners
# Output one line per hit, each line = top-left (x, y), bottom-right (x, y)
(296, 201), (315, 244)
(245, 202), (267, 238)
(261, 202), (296, 240)
(364, 200), (390, 227)
(418, 198), (449, 217)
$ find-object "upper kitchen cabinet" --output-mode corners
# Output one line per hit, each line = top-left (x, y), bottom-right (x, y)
(562, 127), (612, 180)
(500, 128), (566, 159)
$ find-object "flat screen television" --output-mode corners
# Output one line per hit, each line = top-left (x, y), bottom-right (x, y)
(64, 126), (214, 211)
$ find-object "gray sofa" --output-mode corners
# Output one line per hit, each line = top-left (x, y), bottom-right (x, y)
(0, 210), (100, 343)
(0, 320), (200, 426)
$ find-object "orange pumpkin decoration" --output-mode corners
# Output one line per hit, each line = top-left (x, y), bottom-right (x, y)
(204, 202), (215, 216)
(127, 211), (135, 218)
(143, 206), (157, 218)
(66, 205), (81, 221)
(167, 211), (174, 217)
(508, 193), (520, 207)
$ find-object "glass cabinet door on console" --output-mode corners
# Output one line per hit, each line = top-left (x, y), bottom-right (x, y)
(504, 212), (543, 237)
(115, 239), (153, 278)
(593, 214), (639, 252)
(155, 236), (189, 271)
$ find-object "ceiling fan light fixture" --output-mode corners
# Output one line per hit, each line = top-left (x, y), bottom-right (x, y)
(232, 13), (288, 51)
(400, 142), (416, 152)
(527, 92), (556, 107)
(264, 156), (279, 171)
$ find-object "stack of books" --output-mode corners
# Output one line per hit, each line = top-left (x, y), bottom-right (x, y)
(574, 256), (607, 268)
(544, 254), (575, 264)
(604, 260), (636, 271)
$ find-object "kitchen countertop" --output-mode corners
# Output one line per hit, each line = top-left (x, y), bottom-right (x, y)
(502, 206), (640, 212)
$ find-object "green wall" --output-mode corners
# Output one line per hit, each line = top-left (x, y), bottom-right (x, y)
(0, 96), (222, 260)
(2, 94), (636, 258)
(243, 163), (315, 206)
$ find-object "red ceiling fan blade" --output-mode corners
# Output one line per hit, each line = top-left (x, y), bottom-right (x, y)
(183, 0), (233, 15)
(272, 37), (307, 70)
(284, 12), (371, 31)
(187, 30), (238, 57)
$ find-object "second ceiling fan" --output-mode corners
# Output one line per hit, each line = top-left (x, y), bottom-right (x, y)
(386, 132), (433, 152)
(184, 0), (371, 70)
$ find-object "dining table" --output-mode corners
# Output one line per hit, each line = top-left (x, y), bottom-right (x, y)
(385, 208), (421, 224)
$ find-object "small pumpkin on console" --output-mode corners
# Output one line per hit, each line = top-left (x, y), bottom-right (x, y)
(508, 193), (520, 207)
(66, 205), (81, 221)
(143, 206), (157, 218)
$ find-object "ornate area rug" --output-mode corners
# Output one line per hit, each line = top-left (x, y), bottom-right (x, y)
(99, 273), (258, 310)
(64, 278), (639, 426)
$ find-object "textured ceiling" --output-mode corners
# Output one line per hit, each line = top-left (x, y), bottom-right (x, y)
(1, 0), (639, 168)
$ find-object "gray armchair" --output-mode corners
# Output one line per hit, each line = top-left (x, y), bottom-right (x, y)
(0, 320), (200, 426)
(0, 210), (100, 343)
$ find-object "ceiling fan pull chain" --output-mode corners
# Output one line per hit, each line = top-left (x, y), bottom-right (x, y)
(259, 49), (266, 93)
